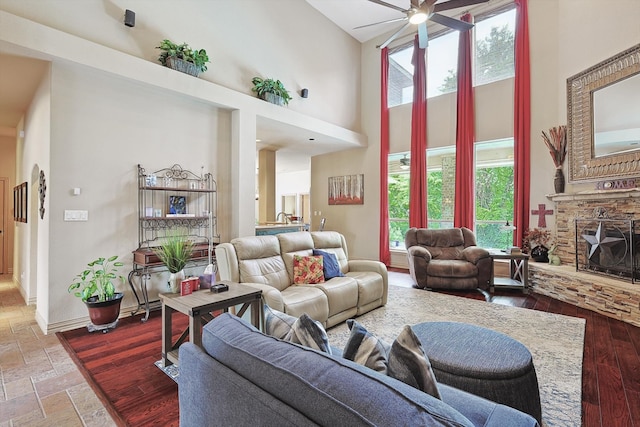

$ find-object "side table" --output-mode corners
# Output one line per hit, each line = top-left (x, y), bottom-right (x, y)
(159, 282), (262, 367)
(488, 250), (530, 293)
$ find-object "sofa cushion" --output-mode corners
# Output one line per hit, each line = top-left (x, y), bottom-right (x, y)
(202, 313), (474, 427)
(343, 320), (441, 399)
(293, 255), (325, 284)
(264, 305), (332, 354)
(313, 249), (345, 280)
(233, 235), (291, 291)
(311, 231), (349, 272)
(427, 260), (478, 278)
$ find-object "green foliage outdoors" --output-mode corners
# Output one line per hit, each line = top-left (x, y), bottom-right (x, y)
(251, 77), (293, 105)
(388, 166), (514, 249)
(156, 39), (210, 73)
(439, 25), (515, 93)
(68, 256), (125, 302)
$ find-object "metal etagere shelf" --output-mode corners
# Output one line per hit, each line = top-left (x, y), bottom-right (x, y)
(129, 164), (220, 321)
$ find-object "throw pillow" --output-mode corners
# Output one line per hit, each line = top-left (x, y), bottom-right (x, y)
(342, 320), (440, 399)
(263, 305), (332, 354)
(312, 249), (345, 280)
(343, 319), (390, 373)
(293, 255), (324, 284)
(387, 325), (441, 399)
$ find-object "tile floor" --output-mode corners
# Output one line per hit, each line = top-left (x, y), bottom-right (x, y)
(0, 275), (114, 427)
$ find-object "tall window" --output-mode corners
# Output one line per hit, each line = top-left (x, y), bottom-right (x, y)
(387, 7), (515, 106)
(387, 139), (514, 249)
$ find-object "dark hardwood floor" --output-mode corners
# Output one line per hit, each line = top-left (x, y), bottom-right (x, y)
(389, 268), (640, 427)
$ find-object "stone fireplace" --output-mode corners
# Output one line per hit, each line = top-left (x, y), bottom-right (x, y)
(527, 188), (640, 327)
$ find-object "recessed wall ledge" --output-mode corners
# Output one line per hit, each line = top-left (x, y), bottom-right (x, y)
(546, 187), (640, 202)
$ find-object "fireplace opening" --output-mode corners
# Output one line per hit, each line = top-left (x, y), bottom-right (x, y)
(575, 218), (639, 283)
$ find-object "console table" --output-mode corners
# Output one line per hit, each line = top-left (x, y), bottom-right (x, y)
(159, 283), (262, 367)
(489, 250), (530, 293)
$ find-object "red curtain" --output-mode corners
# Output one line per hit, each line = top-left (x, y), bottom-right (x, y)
(379, 48), (390, 265)
(453, 13), (475, 229)
(409, 35), (428, 228)
(513, 0), (531, 246)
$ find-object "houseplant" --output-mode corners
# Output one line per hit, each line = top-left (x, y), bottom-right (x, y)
(541, 125), (567, 193)
(156, 39), (209, 77)
(68, 255), (125, 328)
(153, 231), (194, 293)
(251, 77), (292, 106)
(522, 228), (552, 262)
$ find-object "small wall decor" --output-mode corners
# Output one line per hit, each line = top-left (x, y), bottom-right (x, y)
(13, 182), (27, 223)
(328, 174), (364, 205)
(531, 203), (553, 228)
(39, 171), (46, 219)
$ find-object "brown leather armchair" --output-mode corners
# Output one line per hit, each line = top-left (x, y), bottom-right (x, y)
(405, 227), (492, 292)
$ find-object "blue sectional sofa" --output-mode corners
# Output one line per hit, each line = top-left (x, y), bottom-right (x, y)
(178, 314), (539, 426)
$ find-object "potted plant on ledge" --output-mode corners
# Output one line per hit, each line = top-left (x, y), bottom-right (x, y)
(68, 255), (125, 332)
(153, 231), (194, 293)
(251, 77), (292, 106)
(156, 39), (209, 77)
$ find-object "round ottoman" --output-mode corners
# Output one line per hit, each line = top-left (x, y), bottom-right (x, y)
(412, 321), (542, 423)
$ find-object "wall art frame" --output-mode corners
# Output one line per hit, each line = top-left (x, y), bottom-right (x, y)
(328, 174), (364, 205)
(13, 181), (27, 223)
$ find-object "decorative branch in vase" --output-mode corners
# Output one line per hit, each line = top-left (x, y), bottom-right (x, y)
(541, 125), (567, 193)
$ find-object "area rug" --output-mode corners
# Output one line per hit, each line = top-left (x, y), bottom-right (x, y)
(326, 285), (586, 427)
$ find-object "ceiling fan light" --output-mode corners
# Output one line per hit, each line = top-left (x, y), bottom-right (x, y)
(409, 11), (428, 25)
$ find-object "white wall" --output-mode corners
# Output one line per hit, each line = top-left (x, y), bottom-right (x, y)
(0, 1), (363, 332)
(312, 0), (640, 262)
(0, 0), (361, 131)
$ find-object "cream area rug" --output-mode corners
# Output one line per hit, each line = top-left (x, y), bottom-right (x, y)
(326, 285), (585, 427)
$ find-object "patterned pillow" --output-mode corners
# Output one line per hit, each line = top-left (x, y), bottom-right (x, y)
(342, 320), (440, 399)
(293, 255), (325, 284)
(312, 249), (345, 280)
(263, 305), (332, 354)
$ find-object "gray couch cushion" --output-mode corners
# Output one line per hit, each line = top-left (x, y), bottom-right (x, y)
(264, 305), (332, 354)
(202, 313), (475, 427)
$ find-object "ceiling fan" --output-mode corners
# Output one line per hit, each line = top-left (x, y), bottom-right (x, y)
(356, 0), (490, 49)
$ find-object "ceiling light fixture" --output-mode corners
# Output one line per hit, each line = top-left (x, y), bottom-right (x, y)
(408, 10), (428, 25)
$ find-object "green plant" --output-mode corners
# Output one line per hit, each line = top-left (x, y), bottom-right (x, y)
(153, 231), (194, 273)
(156, 39), (209, 73)
(68, 256), (125, 302)
(251, 77), (292, 104)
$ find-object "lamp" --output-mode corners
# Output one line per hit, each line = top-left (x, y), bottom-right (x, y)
(409, 11), (428, 25)
(501, 220), (516, 231)
(399, 154), (410, 170)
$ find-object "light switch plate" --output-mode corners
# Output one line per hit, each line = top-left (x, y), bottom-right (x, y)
(64, 210), (89, 221)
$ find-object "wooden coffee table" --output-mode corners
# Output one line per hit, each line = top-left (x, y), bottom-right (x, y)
(159, 282), (262, 367)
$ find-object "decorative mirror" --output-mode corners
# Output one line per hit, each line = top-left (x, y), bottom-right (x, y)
(567, 43), (640, 183)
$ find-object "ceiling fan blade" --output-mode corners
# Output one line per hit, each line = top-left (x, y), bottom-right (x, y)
(378, 22), (412, 49)
(417, 22), (428, 48)
(367, 0), (409, 13)
(354, 16), (408, 30)
(429, 13), (474, 31)
(433, 0), (489, 13)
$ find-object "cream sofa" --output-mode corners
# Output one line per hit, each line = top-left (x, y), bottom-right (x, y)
(215, 231), (388, 328)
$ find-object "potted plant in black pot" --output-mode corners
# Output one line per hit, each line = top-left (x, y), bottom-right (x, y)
(156, 39), (209, 77)
(251, 77), (292, 106)
(523, 228), (552, 262)
(68, 255), (125, 331)
(153, 231), (194, 293)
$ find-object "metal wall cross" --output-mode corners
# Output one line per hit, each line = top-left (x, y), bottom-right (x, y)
(531, 203), (553, 227)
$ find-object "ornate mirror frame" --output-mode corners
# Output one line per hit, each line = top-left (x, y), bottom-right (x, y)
(567, 43), (640, 182)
